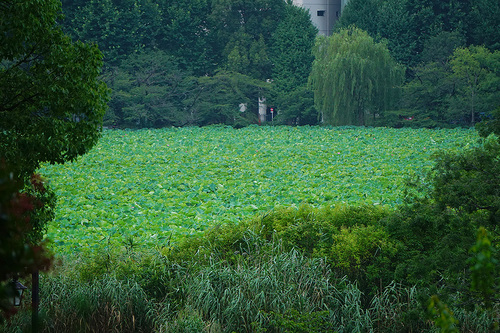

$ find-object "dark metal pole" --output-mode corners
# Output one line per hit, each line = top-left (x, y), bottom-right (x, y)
(32, 270), (39, 333)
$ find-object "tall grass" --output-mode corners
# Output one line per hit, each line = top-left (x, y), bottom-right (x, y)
(1, 256), (496, 333)
(41, 274), (160, 332)
(452, 301), (499, 332)
(369, 281), (422, 332)
(2, 273), (168, 333)
(188, 248), (339, 332)
(186, 247), (427, 333)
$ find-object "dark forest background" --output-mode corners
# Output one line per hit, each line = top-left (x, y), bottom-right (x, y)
(59, 0), (499, 128)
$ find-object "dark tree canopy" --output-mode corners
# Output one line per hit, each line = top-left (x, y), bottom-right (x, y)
(449, 46), (500, 125)
(59, 0), (290, 127)
(336, 0), (493, 70)
(187, 70), (268, 127)
(106, 51), (192, 128)
(54, 0), (499, 130)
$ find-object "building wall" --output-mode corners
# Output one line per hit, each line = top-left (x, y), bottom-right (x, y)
(292, 0), (346, 36)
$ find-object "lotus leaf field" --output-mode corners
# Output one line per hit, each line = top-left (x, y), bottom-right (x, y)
(39, 126), (478, 254)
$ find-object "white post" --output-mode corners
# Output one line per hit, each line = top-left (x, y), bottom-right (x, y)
(258, 97), (266, 123)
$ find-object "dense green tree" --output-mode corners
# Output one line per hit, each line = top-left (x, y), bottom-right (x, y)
(61, 0), (167, 66)
(335, 0), (419, 68)
(399, 31), (465, 127)
(225, 32), (253, 74)
(269, 1), (319, 125)
(449, 46), (500, 125)
(270, 2), (317, 93)
(336, 0), (473, 71)
(60, 0), (286, 81)
(209, 0), (285, 45)
(60, 0), (328, 127)
(400, 62), (453, 128)
(60, 0), (213, 73)
(132, 0), (163, 50)
(334, 0), (380, 37)
(105, 50), (279, 128)
(385, 133), (500, 294)
(432, 136), (500, 228)
(468, 0), (500, 51)
(111, 0), (143, 58)
(403, 0), (471, 67)
(384, 200), (475, 287)
(399, 34), (500, 129)
(309, 27), (404, 126)
(0, 0), (107, 317)
(157, 0), (213, 75)
(376, 0), (418, 69)
(209, 0), (285, 80)
(66, 0), (121, 63)
(105, 51), (193, 127)
(420, 31), (466, 66)
(59, 0), (89, 29)
(274, 87), (318, 125)
(247, 35), (272, 80)
(106, 51), (270, 128)
(224, 32), (272, 80)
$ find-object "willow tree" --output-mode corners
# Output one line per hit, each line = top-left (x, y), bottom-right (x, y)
(309, 27), (404, 126)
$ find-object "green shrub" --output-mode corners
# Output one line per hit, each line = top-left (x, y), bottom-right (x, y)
(476, 106), (500, 138)
(383, 199), (477, 287)
(431, 135), (500, 230)
(329, 224), (397, 282)
(163, 218), (265, 267)
(165, 204), (394, 286)
(384, 137), (500, 289)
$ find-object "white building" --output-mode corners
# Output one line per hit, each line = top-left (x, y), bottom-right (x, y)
(292, 0), (349, 35)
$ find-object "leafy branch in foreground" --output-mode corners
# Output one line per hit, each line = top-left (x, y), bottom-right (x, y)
(0, 0), (109, 179)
